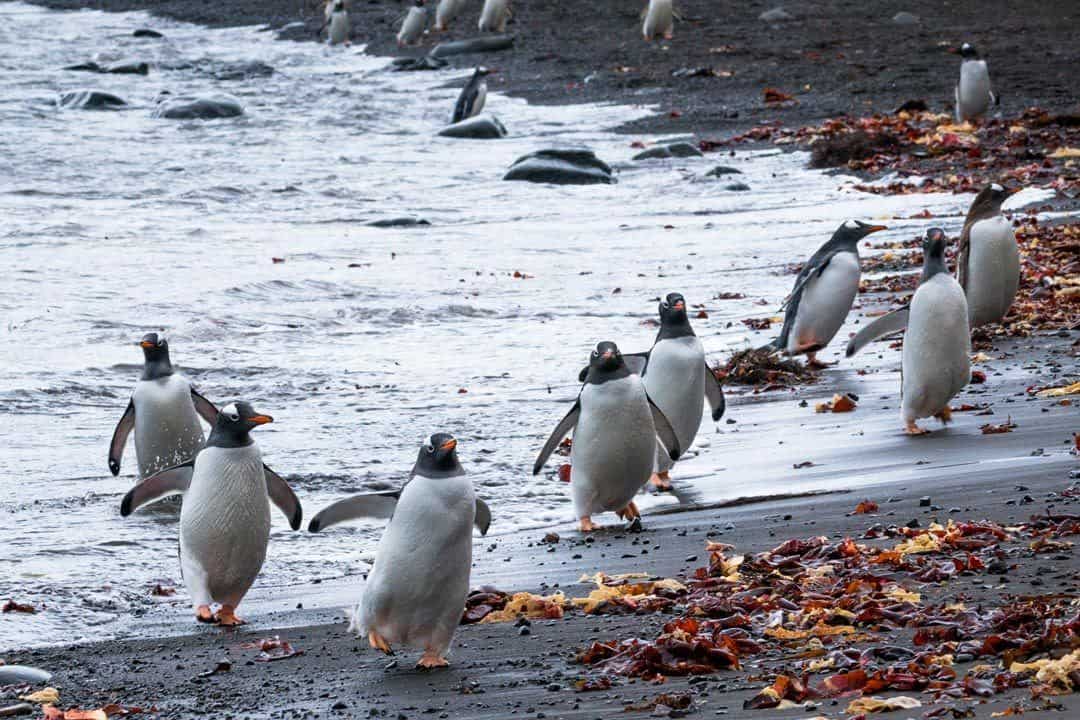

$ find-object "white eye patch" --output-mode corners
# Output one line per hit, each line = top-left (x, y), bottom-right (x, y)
(221, 403), (239, 420)
(843, 219), (859, 230)
(991, 183), (1003, 192)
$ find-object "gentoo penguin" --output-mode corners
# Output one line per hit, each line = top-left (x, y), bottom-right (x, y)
(642, 0), (674, 41)
(120, 402), (303, 625)
(309, 433), (491, 669)
(452, 67), (489, 123)
(615, 293), (725, 491)
(957, 183), (1019, 327)
(955, 43), (998, 122)
(397, 0), (427, 47)
(434, 0), (467, 31)
(767, 220), (888, 368)
(535, 341), (681, 532)
(478, 0), (510, 33)
(109, 333), (218, 480)
(846, 228), (971, 435)
(325, 0), (350, 45)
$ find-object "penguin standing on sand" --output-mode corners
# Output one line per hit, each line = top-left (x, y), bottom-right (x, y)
(452, 67), (489, 123)
(398, 0), (428, 47)
(434, 0), (467, 31)
(642, 0), (674, 41)
(955, 43), (998, 122)
(620, 294), (725, 491)
(109, 333), (218, 480)
(120, 402), (303, 625)
(766, 220), (888, 368)
(309, 433), (491, 669)
(535, 341), (681, 532)
(957, 183), (1019, 327)
(846, 228), (971, 435)
(478, 0), (510, 33)
(325, 0), (350, 45)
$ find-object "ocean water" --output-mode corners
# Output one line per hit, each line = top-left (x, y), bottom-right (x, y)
(0, 1), (985, 649)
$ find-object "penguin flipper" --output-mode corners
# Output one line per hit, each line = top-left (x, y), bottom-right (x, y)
(264, 464), (303, 530)
(956, 224), (972, 292)
(120, 462), (193, 516)
(533, 400), (580, 475)
(308, 491), (400, 533)
(647, 395), (681, 461)
(845, 306), (910, 358)
(108, 399), (136, 476)
(703, 361), (726, 421)
(190, 388), (219, 425)
(474, 498), (492, 535)
(623, 352), (650, 377)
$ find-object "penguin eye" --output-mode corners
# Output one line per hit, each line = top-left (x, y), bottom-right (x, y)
(425, 444), (434, 454)
(227, 412), (239, 422)
(591, 351), (598, 358)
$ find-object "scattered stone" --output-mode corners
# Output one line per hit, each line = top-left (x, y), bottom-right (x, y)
(366, 217), (431, 228)
(0, 704), (34, 717)
(58, 89), (127, 110)
(541, 532), (560, 544)
(504, 149), (614, 185)
(391, 55), (449, 72)
(724, 181), (751, 191)
(201, 60), (275, 81)
(759, 7), (794, 22)
(0, 666), (52, 685)
(633, 142), (703, 160)
(438, 114), (507, 139)
(132, 28), (164, 38)
(892, 11), (920, 25)
(152, 93), (244, 119)
(518, 626), (531, 636)
(706, 165), (742, 177)
(809, 130), (903, 168)
(919, 496), (931, 507)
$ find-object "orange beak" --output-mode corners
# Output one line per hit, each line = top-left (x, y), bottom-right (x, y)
(440, 438), (457, 451)
(674, 301), (685, 310)
(249, 415), (274, 425)
(865, 225), (888, 234)
(139, 341), (155, 349)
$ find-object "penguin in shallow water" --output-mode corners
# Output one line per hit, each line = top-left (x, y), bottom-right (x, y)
(109, 333), (218, 481)
(478, 0), (510, 32)
(434, 0), (467, 31)
(535, 341), (681, 532)
(120, 402), (303, 625)
(846, 228), (971, 435)
(616, 293), (725, 491)
(767, 220), (887, 368)
(309, 433), (490, 668)
(325, 0), (350, 45)
(452, 67), (489, 123)
(957, 183), (1018, 327)
(642, 0), (674, 41)
(398, 0), (428, 47)
(955, 43), (998, 122)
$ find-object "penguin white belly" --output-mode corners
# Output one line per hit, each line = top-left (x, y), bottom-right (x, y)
(570, 376), (655, 518)
(643, 336), (705, 473)
(132, 375), (205, 479)
(435, 0), (464, 30)
(469, 84), (487, 118)
(902, 275), (971, 422)
(788, 251), (860, 354)
(180, 445), (270, 608)
(957, 61), (992, 120)
(328, 12), (349, 44)
(358, 476), (474, 653)
(398, 8), (426, 45)
(478, 0), (509, 32)
(643, 0), (674, 40)
(964, 216), (1019, 327)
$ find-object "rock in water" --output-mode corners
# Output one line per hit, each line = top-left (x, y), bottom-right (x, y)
(504, 149), (613, 185)
(367, 217), (431, 228)
(153, 94), (244, 120)
(892, 11), (920, 25)
(759, 7), (794, 22)
(133, 28), (164, 38)
(430, 35), (514, 59)
(58, 89), (127, 110)
(633, 141), (703, 160)
(201, 60), (275, 81)
(438, 115), (507, 139)
(724, 181), (751, 192)
(706, 165), (742, 177)
(0, 666), (52, 685)
(392, 56), (449, 72)
(65, 60), (149, 75)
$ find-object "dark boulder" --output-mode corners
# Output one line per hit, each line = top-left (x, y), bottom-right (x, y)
(705, 165), (743, 177)
(367, 217), (431, 228)
(438, 114), (507, 139)
(392, 56), (449, 72)
(430, 35), (514, 59)
(504, 149), (613, 185)
(633, 141), (703, 160)
(133, 28), (164, 38)
(0, 666), (52, 685)
(58, 89), (127, 110)
(65, 60), (149, 75)
(153, 93), (244, 120)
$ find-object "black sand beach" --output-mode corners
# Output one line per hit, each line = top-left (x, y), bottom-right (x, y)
(6, 1), (1079, 718)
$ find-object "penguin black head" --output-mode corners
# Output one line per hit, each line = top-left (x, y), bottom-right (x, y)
(831, 219), (888, 248)
(475, 66), (491, 77)
(960, 43), (979, 59)
(138, 333), (174, 379)
(414, 0), (425, 6)
(333, 0), (345, 10)
(589, 341), (625, 374)
(920, 227), (950, 281)
(207, 401), (273, 448)
(413, 433), (465, 478)
(656, 293), (695, 340)
(971, 183), (1010, 215)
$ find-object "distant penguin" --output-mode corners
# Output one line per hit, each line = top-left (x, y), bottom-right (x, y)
(642, 0), (674, 41)
(957, 183), (1018, 327)
(452, 67), (489, 123)
(618, 293), (725, 491)
(955, 43), (998, 122)
(398, 0), (428, 47)
(846, 228), (971, 435)
(109, 333), (218, 481)
(478, 0), (510, 33)
(767, 220), (888, 368)
(120, 402), (303, 625)
(309, 433), (491, 668)
(434, 0), (467, 31)
(326, 0), (350, 45)
(534, 341), (680, 532)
